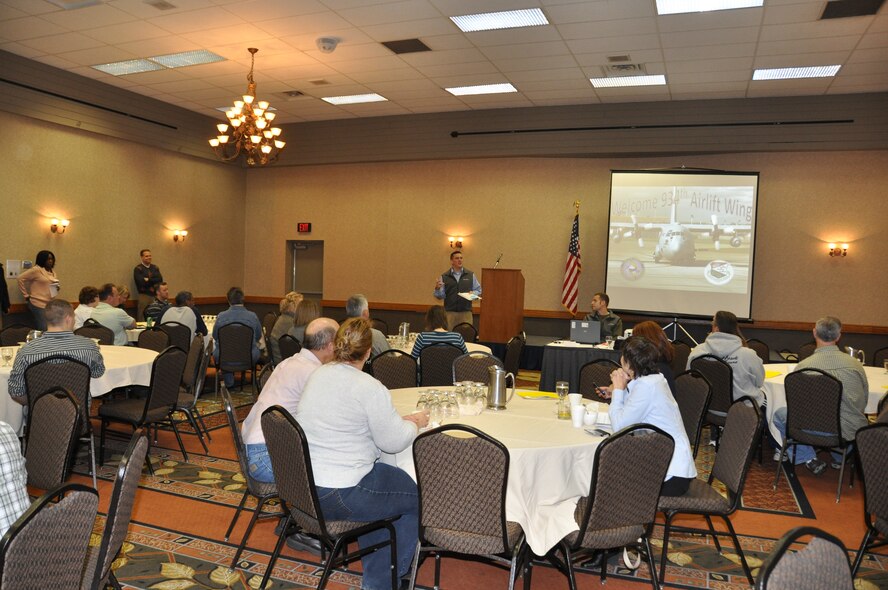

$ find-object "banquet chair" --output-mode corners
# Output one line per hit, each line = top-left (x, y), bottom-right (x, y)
(172, 334), (211, 453)
(578, 359), (619, 402)
(98, 346), (189, 474)
(873, 346), (888, 369)
(220, 385), (280, 569)
(278, 334), (301, 361)
(81, 430), (149, 590)
(747, 339), (771, 364)
(878, 393), (888, 422)
(75, 320), (114, 346)
(657, 398), (762, 585)
(0, 483), (98, 590)
(370, 349), (417, 389)
(261, 312), (278, 349)
(159, 321), (192, 353)
(452, 322), (478, 343)
(259, 406), (399, 590)
(673, 370), (712, 458)
(850, 423), (888, 576)
(503, 334), (525, 380)
(689, 354), (733, 448)
(797, 341), (816, 361)
(670, 341), (692, 376)
(452, 351), (503, 384)
(137, 327), (170, 352)
(25, 387), (81, 490)
(527, 424), (674, 590)
(256, 362), (274, 396)
(420, 343), (464, 387)
(24, 355), (97, 487)
(0, 324), (30, 346)
(773, 368), (853, 503)
(409, 424), (527, 590)
(215, 322), (259, 396)
(756, 527), (852, 590)
(370, 318), (389, 336)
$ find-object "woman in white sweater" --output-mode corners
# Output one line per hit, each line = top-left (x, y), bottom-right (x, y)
(297, 317), (429, 590)
(608, 336), (698, 496)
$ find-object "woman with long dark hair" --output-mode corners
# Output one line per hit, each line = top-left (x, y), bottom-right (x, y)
(16, 250), (59, 331)
(631, 321), (676, 393)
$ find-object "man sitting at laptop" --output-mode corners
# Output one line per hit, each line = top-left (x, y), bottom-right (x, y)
(584, 292), (623, 340)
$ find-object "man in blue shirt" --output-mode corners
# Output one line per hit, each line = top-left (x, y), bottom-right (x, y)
(212, 287), (263, 388)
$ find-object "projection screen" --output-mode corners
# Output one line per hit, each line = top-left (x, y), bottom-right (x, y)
(605, 170), (760, 320)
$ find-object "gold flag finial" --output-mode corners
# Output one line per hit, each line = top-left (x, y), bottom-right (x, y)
(573, 200), (580, 213)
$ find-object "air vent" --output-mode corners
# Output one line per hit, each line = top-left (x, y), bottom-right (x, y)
(602, 63), (648, 76)
(607, 55), (632, 63)
(308, 79), (331, 86)
(144, 0), (177, 10)
(47, 0), (103, 8)
(821, 0), (884, 18)
(381, 38), (432, 54)
(277, 90), (310, 100)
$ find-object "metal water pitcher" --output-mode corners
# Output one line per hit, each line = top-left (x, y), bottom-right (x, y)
(486, 365), (515, 410)
(845, 346), (865, 364)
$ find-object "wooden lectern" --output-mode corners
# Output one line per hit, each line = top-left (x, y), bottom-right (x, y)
(478, 268), (525, 343)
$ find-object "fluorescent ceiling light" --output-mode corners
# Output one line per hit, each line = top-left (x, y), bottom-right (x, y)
(446, 83), (518, 96)
(590, 75), (666, 88)
(451, 8), (548, 32)
(321, 93), (387, 105)
(149, 50), (225, 68)
(656, 0), (763, 15)
(752, 65), (841, 80)
(92, 59), (165, 76)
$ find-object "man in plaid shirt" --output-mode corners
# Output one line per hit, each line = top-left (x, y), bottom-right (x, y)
(0, 421), (29, 537)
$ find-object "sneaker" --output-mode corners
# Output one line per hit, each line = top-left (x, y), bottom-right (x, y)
(805, 459), (826, 476)
(773, 450), (789, 462)
(830, 461), (844, 470)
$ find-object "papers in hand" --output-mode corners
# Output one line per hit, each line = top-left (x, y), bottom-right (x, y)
(458, 292), (481, 301)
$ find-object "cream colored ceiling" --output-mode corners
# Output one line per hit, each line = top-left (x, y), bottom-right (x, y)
(1, 0), (886, 124)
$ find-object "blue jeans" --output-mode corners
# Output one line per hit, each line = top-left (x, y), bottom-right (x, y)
(773, 407), (845, 464)
(246, 444), (275, 483)
(316, 462), (418, 590)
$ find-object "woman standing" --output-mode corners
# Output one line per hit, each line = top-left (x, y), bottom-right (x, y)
(17, 250), (59, 331)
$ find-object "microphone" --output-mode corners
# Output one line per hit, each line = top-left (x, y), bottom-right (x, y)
(493, 253), (503, 269)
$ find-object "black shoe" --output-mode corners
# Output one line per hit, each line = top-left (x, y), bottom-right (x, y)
(286, 532), (323, 556)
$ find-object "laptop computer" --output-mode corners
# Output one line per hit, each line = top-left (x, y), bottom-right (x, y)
(570, 320), (601, 344)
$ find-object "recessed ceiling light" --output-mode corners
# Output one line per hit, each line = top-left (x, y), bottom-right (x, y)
(91, 59), (165, 76)
(656, 0), (763, 15)
(445, 83), (518, 96)
(149, 50), (225, 68)
(590, 75), (667, 88)
(752, 65), (841, 80)
(321, 93), (388, 105)
(450, 8), (548, 33)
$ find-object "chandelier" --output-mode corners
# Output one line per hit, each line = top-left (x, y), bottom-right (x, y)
(209, 48), (285, 166)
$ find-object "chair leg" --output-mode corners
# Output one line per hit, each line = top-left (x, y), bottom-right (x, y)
(229, 495), (269, 568)
(196, 408), (212, 441)
(643, 535), (661, 590)
(851, 528), (875, 576)
(186, 410), (209, 453)
(108, 571), (123, 590)
(317, 537), (348, 590)
(599, 549), (608, 583)
(167, 417), (189, 463)
(836, 452), (847, 503)
(507, 542), (525, 590)
(99, 420), (107, 466)
(773, 444), (787, 489)
(434, 552), (441, 589)
(385, 522), (398, 590)
(88, 433), (97, 488)
(523, 552), (534, 590)
(257, 515), (291, 590)
(560, 541), (577, 590)
(658, 513), (673, 584)
(407, 541), (422, 590)
(705, 515), (723, 552)
(224, 491), (249, 541)
(722, 515), (753, 584)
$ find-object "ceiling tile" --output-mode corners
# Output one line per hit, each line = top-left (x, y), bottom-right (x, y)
(756, 36), (861, 56)
(147, 8), (247, 35)
(557, 17), (657, 39)
(466, 25), (564, 46)
(664, 43), (756, 61)
(82, 20), (171, 44)
(252, 11), (353, 37)
(573, 49), (664, 67)
(504, 67), (586, 82)
(55, 45), (140, 66)
(659, 26), (759, 48)
(760, 19), (872, 42)
(40, 4), (136, 30)
(762, 2), (824, 25)
(347, 67), (425, 83)
(361, 16), (456, 40)
(753, 50), (851, 68)
(0, 15), (68, 41)
(656, 8), (763, 32)
(415, 60), (501, 78)
(338, 0), (441, 27)
(398, 47), (489, 67)
(223, 0), (329, 20)
(566, 33), (660, 54)
(490, 53), (578, 72)
(18, 31), (103, 53)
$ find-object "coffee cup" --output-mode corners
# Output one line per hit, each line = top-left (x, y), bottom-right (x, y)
(571, 404), (585, 428)
(568, 393), (582, 407)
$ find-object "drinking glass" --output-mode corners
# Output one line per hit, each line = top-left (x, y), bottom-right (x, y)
(555, 381), (569, 400)
(884, 359), (888, 374)
(1, 347), (13, 367)
(416, 391), (430, 412)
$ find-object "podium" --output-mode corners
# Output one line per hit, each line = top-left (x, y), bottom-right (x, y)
(478, 268), (524, 343)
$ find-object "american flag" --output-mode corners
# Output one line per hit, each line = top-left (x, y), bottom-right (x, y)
(561, 213), (581, 315)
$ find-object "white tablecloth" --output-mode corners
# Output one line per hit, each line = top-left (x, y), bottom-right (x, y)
(381, 387), (604, 556)
(0, 345), (157, 434)
(762, 363), (887, 441)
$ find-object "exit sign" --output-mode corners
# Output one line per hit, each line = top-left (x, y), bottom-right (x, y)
(297, 222), (312, 233)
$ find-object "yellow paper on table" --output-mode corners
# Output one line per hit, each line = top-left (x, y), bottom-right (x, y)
(518, 391), (559, 400)
(765, 370), (783, 379)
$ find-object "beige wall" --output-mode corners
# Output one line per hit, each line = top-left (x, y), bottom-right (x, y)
(0, 111), (246, 305)
(244, 152), (888, 326)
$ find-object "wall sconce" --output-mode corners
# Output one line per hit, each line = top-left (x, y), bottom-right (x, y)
(449, 236), (463, 249)
(50, 218), (69, 234)
(173, 230), (188, 243)
(828, 243), (848, 257)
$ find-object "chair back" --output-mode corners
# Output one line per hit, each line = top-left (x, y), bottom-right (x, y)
(711, 398), (762, 499)
(278, 334), (302, 361)
(673, 369), (712, 456)
(878, 393), (888, 422)
(261, 312), (278, 347)
(797, 341), (816, 361)
(85, 431), (149, 590)
(75, 322), (114, 345)
(159, 321), (192, 353)
(452, 322), (478, 343)
(221, 385), (270, 500)
(0, 483), (98, 590)
(25, 387), (80, 490)
(671, 341), (692, 376)
(370, 318), (389, 336)
(452, 351), (502, 384)
(747, 339), (770, 364)
(370, 350), (417, 389)
(217, 322), (255, 371)
(873, 346), (888, 369)
(256, 363), (274, 395)
(144, 347), (188, 418)
(420, 343), (464, 386)
(575, 425), (674, 545)
(137, 327), (170, 352)
(578, 359), (620, 401)
(756, 526), (852, 590)
(24, 355), (92, 437)
(854, 423), (888, 526)
(413, 425), (512, 554)
(785, 368), (842, 446)
(0, 325), (30, 346)
(690, 354), (734, 415)
(261, 407), (326, 537)
(503, 335), (525, 376)
(180, 333), (204, 392)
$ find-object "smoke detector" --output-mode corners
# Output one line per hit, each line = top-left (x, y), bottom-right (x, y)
(316, 37), (340, 54)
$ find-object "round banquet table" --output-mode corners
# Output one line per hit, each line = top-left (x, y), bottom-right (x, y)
(388, 337), (492, 356)
(380, 386), (607, 556)
(0, 344), (158, 435)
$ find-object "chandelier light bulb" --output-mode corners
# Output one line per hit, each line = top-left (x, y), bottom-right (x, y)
(265, 112), (276, 121)
(218, 135), (229, 143)
(261, 145), (272, 154)
(274, 140), (285, 149)
(234, 100), (244, 109)
(216, 123), (228, 133)
(209, 138), (220, 147)
(250, 135), (261, 143)
(243, 94), (254, 104)
(271, 127), (281, 136)
(258, 101), (269, 109)
(256, 119), (267, 129)
(253, 108), (265, 117)
(230, 119), (242, 127)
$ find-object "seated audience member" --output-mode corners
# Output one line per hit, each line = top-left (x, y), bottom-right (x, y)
(116, 284), (130, 310)
(0, 421), (29, 537)
(90, 283), (136, 346)
(631, 321), (677, 393)
(74, 286), (99, 330)
(687, 310), (765, 407)
(270, 291), (303, 365)
(8, 299), (105, 404)
(410, 305), (468, 359)
(213, 287), (263, 388)
(345, 293), (390, 357)
(584, 292), (623, 340)
(286, 299), (321, 344)
(773, 316), (869, 475)
(160, 291), (203, 341)
(607, 336), (697, 496)
(143, 282), (170, 324)
(296, 318), (429, 590)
